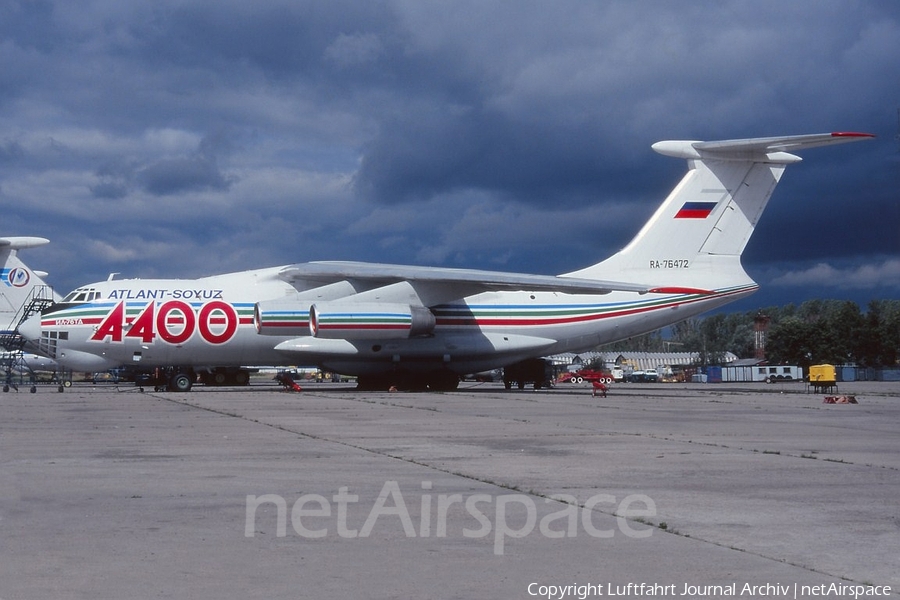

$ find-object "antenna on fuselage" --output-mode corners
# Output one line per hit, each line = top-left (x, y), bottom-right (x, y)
(107, 273), (120, 281)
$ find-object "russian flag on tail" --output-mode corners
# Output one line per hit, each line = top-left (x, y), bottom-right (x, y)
(675, 201), (717, 219)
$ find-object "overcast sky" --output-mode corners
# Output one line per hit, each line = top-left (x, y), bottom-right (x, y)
(2, 0), (898, 312)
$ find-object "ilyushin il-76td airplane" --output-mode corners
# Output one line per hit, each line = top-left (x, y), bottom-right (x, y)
(19, 132), (873, 391)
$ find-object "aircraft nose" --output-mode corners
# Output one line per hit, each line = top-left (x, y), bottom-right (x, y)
(18, 313), (43, 342)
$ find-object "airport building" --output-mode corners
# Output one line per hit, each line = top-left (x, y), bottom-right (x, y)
(548, 351), (739, 382)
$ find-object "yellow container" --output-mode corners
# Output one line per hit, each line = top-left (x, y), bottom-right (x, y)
(809, 364), (836, 383)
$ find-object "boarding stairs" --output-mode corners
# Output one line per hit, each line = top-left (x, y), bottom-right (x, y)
(1, 286), (56, 392)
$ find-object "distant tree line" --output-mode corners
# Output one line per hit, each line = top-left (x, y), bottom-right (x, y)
(598, 299), (900, 368)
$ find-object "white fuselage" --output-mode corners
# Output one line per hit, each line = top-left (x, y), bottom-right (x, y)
(24, 266), (754, 376)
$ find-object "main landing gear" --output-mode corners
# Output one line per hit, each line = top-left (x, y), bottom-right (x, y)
(137, 368), (195, 392)
(136, 367), (252, 392)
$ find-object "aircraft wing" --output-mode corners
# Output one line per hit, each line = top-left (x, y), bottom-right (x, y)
(277, 260), (665, 301)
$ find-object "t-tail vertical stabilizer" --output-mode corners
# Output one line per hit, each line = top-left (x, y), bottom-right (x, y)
(0, 237), (60, 335)
(565, 132), (874, 300)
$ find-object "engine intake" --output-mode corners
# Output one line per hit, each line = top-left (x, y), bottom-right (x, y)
(309, 302), (435, 340)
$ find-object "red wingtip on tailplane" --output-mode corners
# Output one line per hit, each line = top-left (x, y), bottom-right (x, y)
(831, 132), (876, 138)
(648, 287), (714, 295)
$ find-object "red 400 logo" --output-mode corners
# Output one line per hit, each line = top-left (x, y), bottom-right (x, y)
(91, 300), (239, 345)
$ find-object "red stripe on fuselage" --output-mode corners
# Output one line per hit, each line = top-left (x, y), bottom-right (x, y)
(435, 289), (751, 328)
(318, 324), (410, 330)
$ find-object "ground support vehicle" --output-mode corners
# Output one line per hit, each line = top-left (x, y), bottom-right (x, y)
(503, 358), (554, 390)
(558, 369), (614, 385)
(628, 369), (659, 383)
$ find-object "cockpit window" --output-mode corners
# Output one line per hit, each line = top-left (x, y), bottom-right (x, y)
(62, 288), (99, 303)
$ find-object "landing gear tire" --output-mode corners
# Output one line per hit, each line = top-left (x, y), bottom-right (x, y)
(169, 373), (193, 392)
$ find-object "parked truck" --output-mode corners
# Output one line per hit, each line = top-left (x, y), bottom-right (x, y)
(503, 358), (554, 390)
(627, 369), (659, 383)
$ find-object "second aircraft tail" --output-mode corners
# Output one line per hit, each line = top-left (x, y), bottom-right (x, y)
(0, 237), (59, 337)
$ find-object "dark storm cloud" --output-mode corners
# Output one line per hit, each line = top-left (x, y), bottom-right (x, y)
(0, 140), (25, 163)
(86, 133), (235, 198)
(135, 154), (231, 196)
(355, 107), (626, 205)
(0, 0), (896, 309)
(135, 131), (235, 196)
(351, 2), (900, 218)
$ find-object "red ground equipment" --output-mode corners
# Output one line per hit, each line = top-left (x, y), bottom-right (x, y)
(558, 369), (614, 385)
(275, 371), (302, 392)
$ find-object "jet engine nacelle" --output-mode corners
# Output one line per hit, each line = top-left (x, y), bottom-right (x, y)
(309, 302), (435, 340)
(254, 299), (313, 336)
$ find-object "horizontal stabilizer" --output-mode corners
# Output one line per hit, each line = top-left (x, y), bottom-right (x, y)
(653, 132), (874, 163)
(0, 237), (51, 251)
